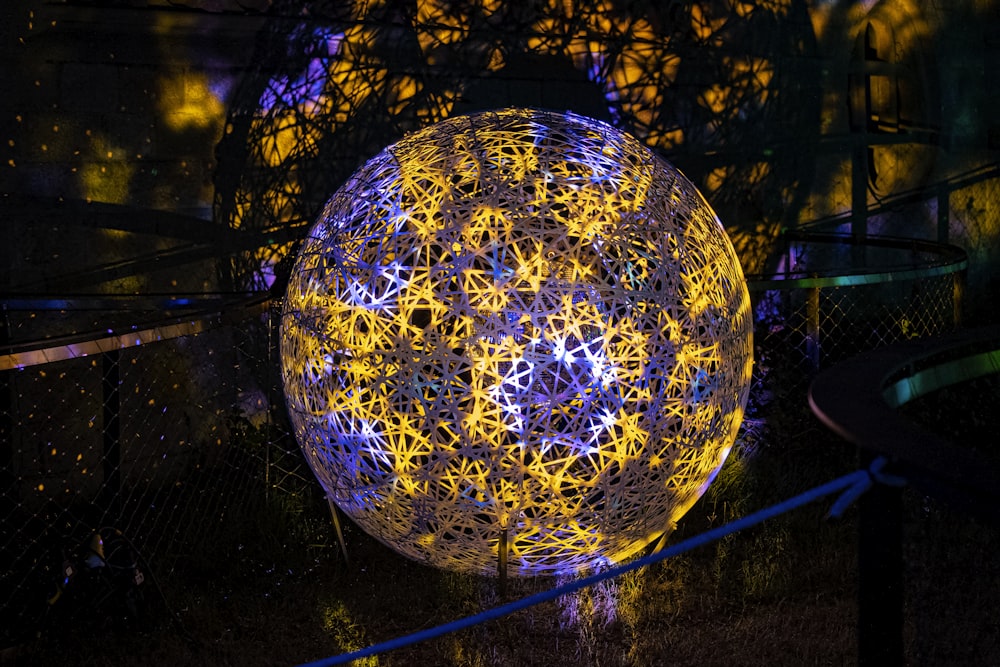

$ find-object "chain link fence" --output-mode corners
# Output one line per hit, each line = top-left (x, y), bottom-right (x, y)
(0, 228), (968, 649)
(0, 296), (328, 647)
(743, 232), (967, 455)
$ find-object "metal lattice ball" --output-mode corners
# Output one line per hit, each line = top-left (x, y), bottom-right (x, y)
(280, 108), (753, 576)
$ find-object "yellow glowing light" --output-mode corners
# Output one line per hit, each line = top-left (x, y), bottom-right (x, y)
(320, 603), (378, 667)
(78, 135), (134, 204)
(705, 165), (731, 194)
(282, 109), (753, 576)
(229, 0), (791, 292)
(388, 76), (421, 117)
(159, 72), (226, 132)
(691, 4), (725, 42)
(417, 0), (472, 52)
(257, 113), (319, 168)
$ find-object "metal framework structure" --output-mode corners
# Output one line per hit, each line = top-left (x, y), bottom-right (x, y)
(214, 0), (821, 290)
(280, 108), (753, 575)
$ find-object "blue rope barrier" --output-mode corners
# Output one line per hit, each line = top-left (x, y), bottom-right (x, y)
(298, 462), (890, 667)
(827, 456), (907, 520)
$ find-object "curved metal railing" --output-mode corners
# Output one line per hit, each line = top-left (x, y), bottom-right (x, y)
(744, 232), (967, 386)
(747, 231), (968, 289)
(809, 324), (1000, 519)
(1, 293), (271, 370)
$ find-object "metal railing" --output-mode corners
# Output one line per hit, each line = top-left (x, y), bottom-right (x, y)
(0, 224), (973, 652)
(810, 324), (1000, 666)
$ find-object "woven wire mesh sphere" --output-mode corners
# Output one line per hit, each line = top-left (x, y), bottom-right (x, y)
(281, 108), (753, 576)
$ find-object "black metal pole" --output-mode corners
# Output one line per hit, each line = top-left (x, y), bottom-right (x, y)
(858, 451), (904, 667)
(806, 286), (821, 374)
(498, 526), (508, 599)
(937, 183), (950, 244)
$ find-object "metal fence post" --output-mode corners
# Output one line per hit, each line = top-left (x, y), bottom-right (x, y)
(953, 270), (965, 329)
(806, 285), (821, 373)
(937, 182), (950, 244)
(858, 452), (904, 667)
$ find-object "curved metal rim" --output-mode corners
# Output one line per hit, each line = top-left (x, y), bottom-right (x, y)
(747, 232), (968, 290)
(1, 294), (272, 371)
(808, 324), (1000, 508)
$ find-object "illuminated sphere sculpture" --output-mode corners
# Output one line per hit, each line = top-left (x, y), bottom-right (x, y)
(281, 108), (753, 576)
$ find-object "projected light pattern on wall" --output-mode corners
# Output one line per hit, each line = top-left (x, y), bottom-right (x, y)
(218, 0), (820, 289)
(281, 109), (753, 576)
